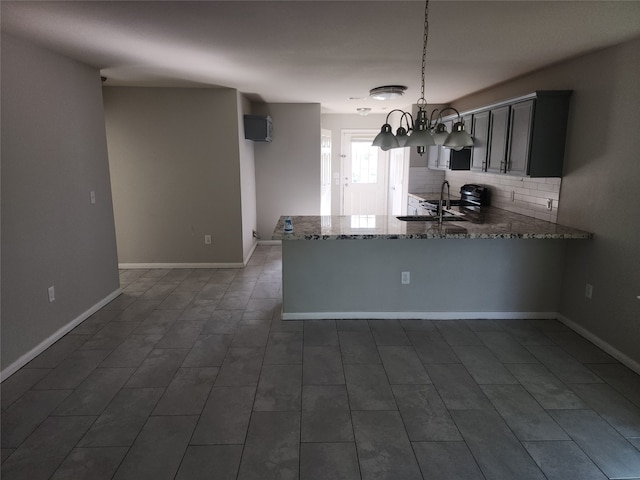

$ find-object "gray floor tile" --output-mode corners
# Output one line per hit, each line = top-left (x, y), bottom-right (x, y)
(156, 290), (197, 310)
(214, 347), (264, 386)
(336, 319), (371, 331)
(201, 310), (243, 334)
(178, 302), (218, 321)
(264, 331), (303, 365)
(182, 334), (233, 367)
(103, 291), (140, 310)
(392, 384), (461, 441)
(344, 364), (396, 410)
(79, 321), (139, 350)
(300, 443), (360, 480)
(1, 449), (15, 463)
(424, 363), (493, 410)
(216, 294), (250, 310)
(526, 345), (603, 384)
(570, 382), (640, 437)
(400, 319), (437, 331)
(435, 320), (483, 346)
(496, 320), (554, 345)
(464, 319), (504, 332)
(549, 409), (640, 479)
(254, 364), (302, 411)
(368, 320), (411, 346)
(413, 441), (485, 479)
(153, 367), (218, 415)
(453, 345), (518, 384)
(481, 384), (569, 440)
(54, 367), (135, 415)
(451, 408), (547, 480)
(523, 441), (608, 480)
(191, 386), (256, 444)
(507, 363), (587, 409)
(303, 346), (345, 385)
(113, 415), (197, 480)
(544, 330), (617, 363)
(113, 300), (160, 322)
(304, 320), (339, 346)
(25, 334), (90, 368)
(100, 333), (162, 368)
(175, 445), (243, 480)
(132, 310), (181, 336)
(0, 368), (50, 411)
(155, 320), (205, 349)
(33, 349), (111, 390)
(588, 363), (640, 408)
(1, 389), (72, 448)
(71, 310), (121, 335)
(231, 323), (270, 347)
(408, 330), (460, 364)
(338, 331), (380, 364)
(156, 268), (193, 284)
(237, 411), (300, 480)
(378, 346), (431, 384)
(476, 330), (539, 363)
(301, 385), (353, 442)
(126, 348), (189, 387)
(0, 416), (94, 480)
(50, 446), (128, 480)
(352, 410), (422, 480)
(78, 387), (164, 447)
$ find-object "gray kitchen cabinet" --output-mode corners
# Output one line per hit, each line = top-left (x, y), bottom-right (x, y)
(470, 110), (490, 171)
(426, 143), (441, 170)
(428, 119), (453, 170)
(506, 99), (534, 176)
(486, 105), (510, 173)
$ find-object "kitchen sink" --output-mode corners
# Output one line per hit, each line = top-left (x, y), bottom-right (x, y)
(396, 215), (468, 222)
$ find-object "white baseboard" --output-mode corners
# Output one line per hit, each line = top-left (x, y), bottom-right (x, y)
(118, 262), (244, 269)
(0, 288), (122, 382)
(258, 240), (282, 246)
(243, 242), (259, 266)
(280, 311), (559, 321)
(558, 314), (640, 375)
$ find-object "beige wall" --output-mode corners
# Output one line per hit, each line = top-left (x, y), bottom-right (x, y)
(253, 104), (322, 239)
(104, 87), (246, 265)
(1, 34), (120, 374)
(237, 93), (258, 261)
(452, 37), (640, 368)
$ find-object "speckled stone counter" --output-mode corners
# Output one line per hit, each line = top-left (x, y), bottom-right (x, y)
(272, 208), (592, 241)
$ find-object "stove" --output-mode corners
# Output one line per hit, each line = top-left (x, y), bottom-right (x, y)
(420, 184), (490, 212)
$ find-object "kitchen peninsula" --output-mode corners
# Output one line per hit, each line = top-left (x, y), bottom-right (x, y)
(273, 211), (591, 320)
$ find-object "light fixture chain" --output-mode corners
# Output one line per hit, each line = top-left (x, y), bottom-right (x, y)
(419, 0), (429, 105)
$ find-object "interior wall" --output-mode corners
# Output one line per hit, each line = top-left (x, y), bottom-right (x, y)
(452, 37), (640, 367)
(237, 92), (258, 262)
(104, 87), (244, 265)
(1, 34), (120, 374)
(253, 103), (321, 239)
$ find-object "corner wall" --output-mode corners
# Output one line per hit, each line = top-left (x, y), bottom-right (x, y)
(253, 104), (321, 239)
(452, 37), (640, 368)
(104, 87), (245, 265)
(1, 34), (120, 375)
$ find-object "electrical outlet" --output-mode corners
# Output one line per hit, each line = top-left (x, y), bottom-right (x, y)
(252, 230), (259, 239)
(48, 285), (55, 303)
(90, 191), (96, 204)
(204, 235), (212, 245)
(585, 283), (593, 299)
(401, 271), (410, 285)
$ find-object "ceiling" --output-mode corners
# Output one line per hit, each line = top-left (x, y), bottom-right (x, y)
(2, 1), (640, 114)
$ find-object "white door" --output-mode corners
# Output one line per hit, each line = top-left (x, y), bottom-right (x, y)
(342, 131), (389, 215)
(388, 148), (409, 216)
(320, 129), (332, 216)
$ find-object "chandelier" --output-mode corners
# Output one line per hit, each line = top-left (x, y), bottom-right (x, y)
(372, 0), (473, 154)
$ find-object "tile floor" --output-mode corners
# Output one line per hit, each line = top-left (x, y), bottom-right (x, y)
(2, 245), (640, 480)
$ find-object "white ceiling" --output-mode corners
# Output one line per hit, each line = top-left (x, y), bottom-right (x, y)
(2, 1), (640, 113)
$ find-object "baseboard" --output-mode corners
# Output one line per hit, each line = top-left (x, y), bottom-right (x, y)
(243, 242), (259, 266)
(118, 262), (244, 269)
(558, 314), (640, 375)
(0, 288), (122, 382)
(280, 311), (559, 321)
(258, 240), (282, 246)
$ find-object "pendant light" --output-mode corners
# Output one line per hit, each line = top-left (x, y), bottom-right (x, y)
(372, 0), (472, 155)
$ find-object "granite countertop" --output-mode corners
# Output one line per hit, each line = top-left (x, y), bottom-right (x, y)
(272, 207), (593, 240)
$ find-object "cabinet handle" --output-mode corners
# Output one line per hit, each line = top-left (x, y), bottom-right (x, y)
(500, 161), (506, 173)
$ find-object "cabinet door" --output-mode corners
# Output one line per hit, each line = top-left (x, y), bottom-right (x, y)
(427, 144), (440, 169)
(487, 105), (510, 173)
(470, 111), (489, 171)
(507, 100), (534, 176)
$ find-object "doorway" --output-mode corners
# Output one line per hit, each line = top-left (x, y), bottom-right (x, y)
(341, 130), (408, 216)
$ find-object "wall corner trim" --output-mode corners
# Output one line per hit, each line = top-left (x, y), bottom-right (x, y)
(243, 242), (259, 266)
(558, 314), (640, 375)
(0, 288), (122, 382)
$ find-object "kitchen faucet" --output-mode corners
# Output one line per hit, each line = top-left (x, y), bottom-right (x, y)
(439, 180), (450, 225)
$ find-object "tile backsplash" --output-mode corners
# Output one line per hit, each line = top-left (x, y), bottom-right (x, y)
(409, 166), (562, 223)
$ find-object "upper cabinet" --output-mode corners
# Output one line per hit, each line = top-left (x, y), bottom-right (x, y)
(440, 90), (572, 177)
